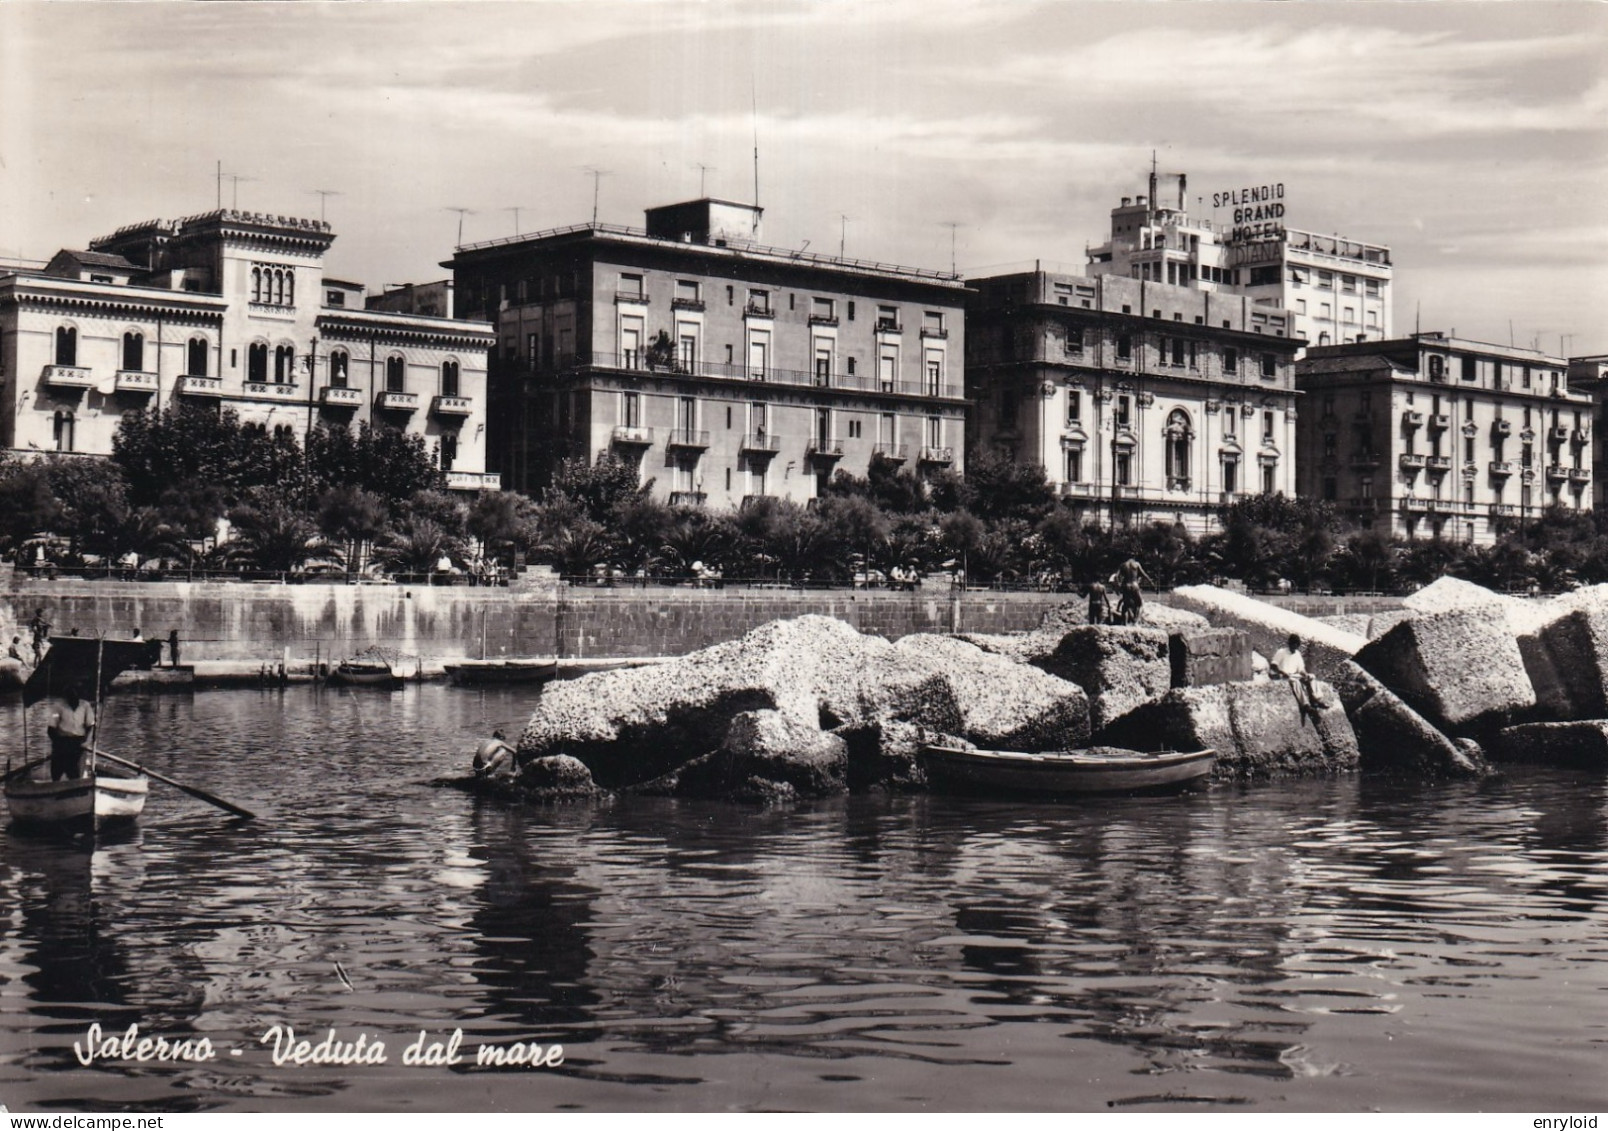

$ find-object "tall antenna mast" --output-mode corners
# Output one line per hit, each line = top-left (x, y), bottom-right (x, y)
(581, 168), (609, 226)
(309, 189), (342, 223)
(941, 221), (961, 276)
(839, 215), (849, 259)
(504, 205), (529, 236)
(445, 207), (474, 246)
(751, 74), (761, 208)
(694, 164), (717, 197)
(225, 174), (256, 210)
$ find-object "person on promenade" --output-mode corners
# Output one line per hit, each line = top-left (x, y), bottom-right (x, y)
(473, 730), (517, 779)
(1271, 634), (1320, 713)
(168, 629), (181, 668)
(1086, 580), (1112, 626)
(46, 682), (96, 781)
(1109, 558), (1153, 624)
(29, 608), (50, 664)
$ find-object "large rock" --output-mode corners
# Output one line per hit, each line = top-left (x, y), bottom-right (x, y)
(519, 615), (960, 788)
(1096, 679), (1359, 780)
(953, 630), (1059, 665)
(1403, 576), (1556, 636)
(1519, 595), (1608, 720)
(1034, 626), (1172, 732)
(1168, 628), (1253, 688)
(0, 657), (25, 690)
(516, 755), (608, 801)
(1491, 721), (1608, 767)
(1331, 660), (1490, 778)
(672, 709), (850, 800)
(1136, 604), (1211, 631)
(1170, 585), (1365, 678)
(894, 634), (1090, 750)
(1352, 608), (1534, 734)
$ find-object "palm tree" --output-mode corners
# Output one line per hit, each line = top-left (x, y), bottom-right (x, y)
(224, 497), (333, 575)
(372, 516), (466, 580)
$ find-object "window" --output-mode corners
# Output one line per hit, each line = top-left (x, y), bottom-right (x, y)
(329, 349), (349, 386)
(848, 419), (862, 439)
(748, 289), (770, 315)
(54, 325), (77, 366)
(122, 331), (144, 372)
(674, 279), (700, 305)
(877, 305), (899, 331)
(1115, 450), (1132, 486)
(1117, 335), (1132, 361)
(386, 355), (406, 392)
(248, 342), (268, 383)
(1224, 457), (1240, 494)
(1318, 270), (1334, 289)
(678, 322), (700, 371)
(1263, 410), (1275, 441)
(1462, 356), (1477, 381)
(274, 344), (295, 384)
(187, 337), (208, 377)
(618, 273), (644, 299)
(326, 290), (346, 307)
(1262, 463), (1276, 494)
(815, 339), (833, 387)
(53, 410), (75, 452)
(1067, 389), (1081, 424)
(1224, 406), (1237, 438)
(1464, 436), (1475, 462)
(847, 301), (855, 322)
(926, 416), (943, 449)
(622, 391), (640, 428)
(922, 310), (945, 335)
(440, 432), (457, 471)
(1165, 409), (1192, 487)
(1342, 275), (1358, 293)
(1223, 347), (1238, 375)
(1117, 395), (1132, 429)
(441, 360), (460, 397)
(925, 352), (943, 395)
(1261, 353), (1277, 379)
(1065, 447), (1082, 483)
(811, 296), (836, 322)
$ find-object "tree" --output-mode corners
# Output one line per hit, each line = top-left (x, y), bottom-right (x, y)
(1215, 495), (1342, 589)
(930, 449), (1055, 524)
(467, 490), (542, 566)
(224, 490), (330, 574)
(373, 516), (466, 577)
(114, 405), (303, 508)
(545, 455), (652, 522)
(0, 459), (62, 557)
(305, 421), (445, 505)
(317, 486), (390, 578)
(608, 496), (676, 577)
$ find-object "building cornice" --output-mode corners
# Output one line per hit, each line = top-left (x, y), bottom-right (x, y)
(0, 275), (227, 321)
(316, 309), (495, 350)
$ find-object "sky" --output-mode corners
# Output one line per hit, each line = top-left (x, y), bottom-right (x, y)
(2, 0), (1605, 354)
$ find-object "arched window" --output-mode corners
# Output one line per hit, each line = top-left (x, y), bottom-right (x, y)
(248, 341), (269, 383)
(386, 355), (406, 393)
(274, 344), (295, 384)
(440, 432), (458, 471)
(441, 359), (460, 397)
(285, 271), (294, 307)
(53, 410), (75, 452)
(1165, 408), (1192, 488)
(187, 336), (208, 377)
(55, 325), (77, 366)
(273, 424), (294, 442)
(122, 331), (144, 372)
(251, 267), (262, 303)
(329, 349), (349, 386)
(273, 269), (285, 306)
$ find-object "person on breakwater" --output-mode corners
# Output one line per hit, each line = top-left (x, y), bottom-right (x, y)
(1085, 580), (1112, 626)
(1271, 634), (1321, 712)
(1109, 558), (1152, 624)
(473, 730), (517, 778)
(8, 635), (26, 665)
(29, 608), (50, 664)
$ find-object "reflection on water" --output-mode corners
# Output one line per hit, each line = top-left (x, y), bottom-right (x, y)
(1, 685), (1605, 1112)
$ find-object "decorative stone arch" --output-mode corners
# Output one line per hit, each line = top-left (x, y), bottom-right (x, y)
(248, 339), (270, 383)
(187, 334), (210, 377)
(385, 353), (407, 392)
(120, 327), (146, 372)
(440, 356), (461, 397)
(273, 341), (297, 384)
(1164, 407), (1193, 489)
(54, 323), (79, 366)
(328, 346), (350, 385)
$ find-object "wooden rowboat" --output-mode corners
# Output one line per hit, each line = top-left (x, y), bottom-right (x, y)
(921, 745), (1216, 796)
(327, 659), (405, 689)
(444, 659), (558, 686)
(5, 765), (149, 832)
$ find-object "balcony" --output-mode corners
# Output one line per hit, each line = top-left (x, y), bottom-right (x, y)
(611, 425), (654, 447)
(1576, 427), (1593, 445)
(670, 297), (706, 312)
(1402, 410), (1424, 429)
(114, 370), (158, 393)
(669, 491), (707, 508)
(873, 442), (909, 463)
(444, 470), (502, 491)
(375, 390), (419, 413)
(1399, 453), (1427, 470)
(665, 429), (710, 450)
(1490, 503), (1518, 517)
(1060, 482), (1095, 497)
(740, 433), (782, 454)
(614, 289), (648, 304)
(430, 395), (474, 418)
(806, 438), (845, 459)
(1402, 498), (1432, 513)
(244, 381), (300, 402)
(919, 445), (954, 465)
(1570, 467), (1592, 482)
(176, 375), (223, 397)
(320, 385), (363, 408)
(1492, 419), (1512, 437)
(1489, 461), (1514, 477)
(744, 300), (772, 318)
(920, 325), (949, 340)
(1550, 426), (1572, 443)
(807, 313), (840, 327)
(1115, 484), (1141, 500)
(1347, 497), (1381, 512)
(1546, 464), (1569, 481)
(1426, 455), (1454, 471)
(1349, 452), (1381, 470)
(1428, 413), (1451, 431)
(875, 318), (902, 334)
(42, 364), (95, 388)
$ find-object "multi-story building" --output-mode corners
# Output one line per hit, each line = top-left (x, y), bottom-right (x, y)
(1298, 334), (1591, 544)
(1086, 172), (1393, 347)
(965, 267), (1302, 535)
(0, 209), (499, 491)
(1567, 354), (1608, 510)
(444, 198), (968, 508)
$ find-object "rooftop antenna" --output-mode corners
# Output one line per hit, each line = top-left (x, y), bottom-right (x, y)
(694, 163), (717, 198)
(309, 189), (342, 223)
(941, 221), (961, 276)
(445, 207), (474, 246)
(839, 214), (849, 259)
(751, 73), (761, 208)
(581, 168), (609, 226)
(504, 205), (529, 236)
(225, 174), (257, 210)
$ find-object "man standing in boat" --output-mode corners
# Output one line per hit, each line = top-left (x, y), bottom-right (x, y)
(46, 681), (96, 781)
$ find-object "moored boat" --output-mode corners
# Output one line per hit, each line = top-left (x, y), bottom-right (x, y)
(327, 657), (405, 689)
(921, 744), (1216, 796)
(444, 659), (558, 686)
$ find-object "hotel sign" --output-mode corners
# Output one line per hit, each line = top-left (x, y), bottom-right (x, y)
(1213, 182), (1286, 243)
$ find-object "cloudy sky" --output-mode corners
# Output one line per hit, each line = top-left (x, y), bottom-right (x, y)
(2, 0), (1604, 354)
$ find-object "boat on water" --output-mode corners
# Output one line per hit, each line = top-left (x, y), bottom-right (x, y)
(921, 744), (1216, 796)
(444, 659), (558, 686)
(5, 637), (155, 832)
(327, 659), (406, 689)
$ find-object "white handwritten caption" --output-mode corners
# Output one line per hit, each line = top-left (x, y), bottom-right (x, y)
(72, 1023), (564, 1069)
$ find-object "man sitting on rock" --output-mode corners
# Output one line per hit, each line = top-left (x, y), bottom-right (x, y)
(1271, 634), (1322, 713)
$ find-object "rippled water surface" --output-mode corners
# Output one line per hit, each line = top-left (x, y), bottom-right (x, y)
(2, 685), (1606, 1113)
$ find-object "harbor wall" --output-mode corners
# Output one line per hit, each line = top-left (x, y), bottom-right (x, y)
(0, 563), (1405, 666)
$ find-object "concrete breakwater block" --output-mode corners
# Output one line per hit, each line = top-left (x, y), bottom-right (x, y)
(1490, 720), (1608, 767)
(1169, 585), (1365, 678)
(1402, 575), (1557, 636)
(1352, 608), (1534, 734)
(1034, 626), (1172, 733)
(1169, 628), (1253, 688)
(1519, 598), (1608, 721)
(1331, 661), (1490, 778)
(1095, 679), (1358, 780)
(895, 634), (1091, 751)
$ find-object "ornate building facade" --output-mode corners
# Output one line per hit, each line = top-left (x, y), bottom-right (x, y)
(445, 198), (968, 508)
(0, 210), (498, 491)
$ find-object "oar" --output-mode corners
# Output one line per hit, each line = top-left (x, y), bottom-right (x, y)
(96, 749), (257, 820)
(4, 755), (50, 783)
